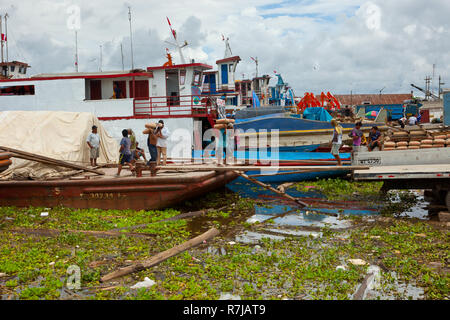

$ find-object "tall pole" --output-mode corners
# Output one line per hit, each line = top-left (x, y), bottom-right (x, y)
(120, 43), (124, 71)
(128, 7), (134, 70)
(4, 13), (8, 66)
(99, 45), (102, 72)
(75, 31), (79, 72)
(0, 16), (3, 63)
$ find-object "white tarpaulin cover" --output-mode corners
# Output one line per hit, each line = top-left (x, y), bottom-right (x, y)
(0, 111), (119, 180)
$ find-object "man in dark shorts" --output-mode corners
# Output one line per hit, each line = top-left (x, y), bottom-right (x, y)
(368, 126), (381, 152)
(147, 126), (158, 176)
(116, 129), (134, 177)
(133, 142), (147, 162)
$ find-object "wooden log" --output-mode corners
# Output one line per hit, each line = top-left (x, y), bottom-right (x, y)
(0, 159), (12, 168)
(353, 272), (373, 300)
(0, 152), (12, 160)
(0, 146), (104, 175)
(100, 227), (220, 282)
(234, 171), (308, 207)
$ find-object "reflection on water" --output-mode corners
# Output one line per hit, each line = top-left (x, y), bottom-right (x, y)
(227, 180), (381, 230)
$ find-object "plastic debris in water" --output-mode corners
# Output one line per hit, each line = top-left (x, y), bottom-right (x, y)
(348, 258), (368, 266)
(40, 212), (49, 217)
(219, 293), (241, 300)
(336, 265), (347, 271)
(130, 277), (156, 289)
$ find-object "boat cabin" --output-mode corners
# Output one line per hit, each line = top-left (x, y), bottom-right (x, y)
(0, 62), (217, 158)
(0, 61), (29, 79)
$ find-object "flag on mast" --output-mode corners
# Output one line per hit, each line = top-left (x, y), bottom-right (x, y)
(1, 34), (6, 41)
(166, 17), (177, 39)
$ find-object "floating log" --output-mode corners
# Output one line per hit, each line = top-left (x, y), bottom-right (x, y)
(234, 170), (308, 207)
(0, 146), (104, 175)
(100, 227), (220, 282)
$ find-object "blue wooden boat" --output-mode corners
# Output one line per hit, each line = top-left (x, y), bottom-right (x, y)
(193, 149), (352, 183)
(233, 111), (387, 150)
(234, 112), (377, 133)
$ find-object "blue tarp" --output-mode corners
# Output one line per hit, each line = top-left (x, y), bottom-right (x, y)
(303, 107), (333, 122)
(252, 91), (261, 108)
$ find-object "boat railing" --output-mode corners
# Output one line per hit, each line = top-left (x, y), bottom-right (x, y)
(133, 95), (214, 118)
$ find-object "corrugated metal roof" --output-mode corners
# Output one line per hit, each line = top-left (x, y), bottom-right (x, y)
(334, 94), (412, 105)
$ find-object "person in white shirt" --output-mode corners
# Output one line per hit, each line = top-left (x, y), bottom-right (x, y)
(86, 125), (100, 167)
(156, 120), (170, 166)
(408, 115), (418, 126)
(329, 119), (343, 166)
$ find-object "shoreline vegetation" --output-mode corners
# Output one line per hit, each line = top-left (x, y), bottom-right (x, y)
(0, 179), (448, 300)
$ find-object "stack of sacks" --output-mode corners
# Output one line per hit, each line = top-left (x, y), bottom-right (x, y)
(395, 141), (408, 150)
(447, 133), (450, 147)
(420, 139), (433, 148)
(214, 118), (235, 130)
(383, 141), (395, 151)
(408, 141), (420, 149)
(142, 122), (157, 134)
(433, 135), (446, 148)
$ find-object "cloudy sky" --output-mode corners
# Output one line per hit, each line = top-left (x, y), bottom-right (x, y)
(0, 0), (448, 96)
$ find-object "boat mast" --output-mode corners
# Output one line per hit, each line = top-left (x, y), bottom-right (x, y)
(0, 15), (3, 63)
(4, 13), (8, 71)
(120, 42), (124, 71)
(165, 17), (188, 64)
(251, 56), (258, 78)
(75, 30), (79, 72)
(99, 44), (102, 72)
(128, 6), (134, 70)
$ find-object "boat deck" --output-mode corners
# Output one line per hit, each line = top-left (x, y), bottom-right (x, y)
(75, 167), (216, 181)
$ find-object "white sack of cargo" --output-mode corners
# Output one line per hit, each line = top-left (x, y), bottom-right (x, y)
(0, 111), (119, 180)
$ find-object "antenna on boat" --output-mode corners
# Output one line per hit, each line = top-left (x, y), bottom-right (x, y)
(128, 6), (135, 70)
(120, 42), (124, 71)
(4, 13), (8, 67)
(99, 44), (102, 72)
(250, 56), (258, 78)
(75, 30), (79, 72)
(0, 15), (3, 63)
(165, 17), (188, 64)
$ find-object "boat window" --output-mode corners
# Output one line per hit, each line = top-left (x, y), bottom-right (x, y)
(179, 70), (186, 85)
(10, 66), (15, 72)
(0, 85), (35, 96)
(192, 70), (202, 86)
(229, 64), (232, 72)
